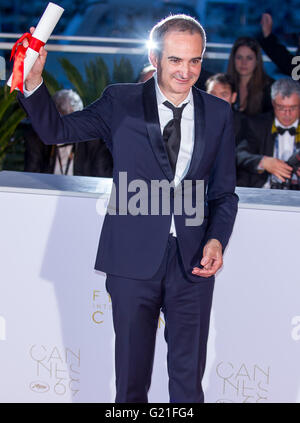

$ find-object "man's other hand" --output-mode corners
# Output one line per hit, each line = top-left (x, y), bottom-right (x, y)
(192, 238), (223, 278)
(261, 13), (273, 38)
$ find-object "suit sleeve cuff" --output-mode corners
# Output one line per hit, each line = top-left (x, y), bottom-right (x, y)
(257, 156), (265, 173)
(23, 79), (44, 98)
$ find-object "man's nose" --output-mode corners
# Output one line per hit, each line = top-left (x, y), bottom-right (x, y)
(180, 62), (190, 78)
(283, 108), (292, 115)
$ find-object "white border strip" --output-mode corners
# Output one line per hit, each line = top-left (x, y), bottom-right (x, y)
(0, 32), (147, 44)
(0, 42), (146, 55)
(0, 42), (276, 60)
(0, 33), (297, 51)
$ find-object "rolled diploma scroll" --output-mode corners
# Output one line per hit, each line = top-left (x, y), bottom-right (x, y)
(7, 2), (64, 89)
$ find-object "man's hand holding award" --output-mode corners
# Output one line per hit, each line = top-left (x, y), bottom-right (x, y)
(7, 2), (64, 93)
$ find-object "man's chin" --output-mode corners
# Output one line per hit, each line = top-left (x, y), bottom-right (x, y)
(173, 80), (194, 92)
(279, 120), (294, 127)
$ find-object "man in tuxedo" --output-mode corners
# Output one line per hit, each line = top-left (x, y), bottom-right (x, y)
(236, 78), (300, 188)
(18, 14), (238, 403)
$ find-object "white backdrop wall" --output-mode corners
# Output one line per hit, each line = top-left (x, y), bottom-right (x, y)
(0, 172), (300, 403)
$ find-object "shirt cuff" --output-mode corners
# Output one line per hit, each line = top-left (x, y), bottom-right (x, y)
(23, 79), (43, 98)
(257, 156), (265, 173)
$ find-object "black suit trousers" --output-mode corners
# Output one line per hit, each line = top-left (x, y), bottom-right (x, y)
(106, 235), (215, 403)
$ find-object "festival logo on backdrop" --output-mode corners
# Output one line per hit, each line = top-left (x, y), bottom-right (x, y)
(215, 362), (270, 403)
(91, 290), (112, 324)
(29, 345), (80, 397)
(90, 289), (166, 328)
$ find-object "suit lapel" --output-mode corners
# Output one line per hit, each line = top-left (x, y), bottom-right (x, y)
(184, 86), (206, 179)
(142, 78), (174, 182)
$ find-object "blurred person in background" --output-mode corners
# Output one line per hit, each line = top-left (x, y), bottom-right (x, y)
(194, 67), (213, 91)
(205, 73), (237, 106)
(227, 36), (274, 116)
(24, 89), (113, 177)
(260, 13), (300, 80)
(236, 78), (300, 188)
(137, 64), (156, 82)
(205, 73), (245, 144)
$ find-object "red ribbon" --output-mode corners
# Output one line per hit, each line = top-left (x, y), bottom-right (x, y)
(10, 33), (45, 93)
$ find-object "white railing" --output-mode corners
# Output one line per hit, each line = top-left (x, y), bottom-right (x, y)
(0, 32), (297, 61)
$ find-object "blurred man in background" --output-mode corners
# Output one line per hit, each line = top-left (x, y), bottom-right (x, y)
(236, 78), (300, 188)
(24, 89), (113, 177)
(205, 73), (245, 144)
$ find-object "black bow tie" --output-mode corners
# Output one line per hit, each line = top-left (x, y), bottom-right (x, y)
(276, 126), (296, 136)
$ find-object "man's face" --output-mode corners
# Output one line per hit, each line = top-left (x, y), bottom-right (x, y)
(150, 30), (203, 102)
(206, 81), (237, 105)
(273, 93), (300, 127)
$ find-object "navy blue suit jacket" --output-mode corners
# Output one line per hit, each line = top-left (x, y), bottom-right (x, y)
(19, 77), (238, 281)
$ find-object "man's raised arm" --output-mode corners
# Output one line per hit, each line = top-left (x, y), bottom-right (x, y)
(17, 28), (113, 149)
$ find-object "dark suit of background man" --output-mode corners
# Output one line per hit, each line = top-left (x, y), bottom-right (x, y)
(18, 14), (238, 403)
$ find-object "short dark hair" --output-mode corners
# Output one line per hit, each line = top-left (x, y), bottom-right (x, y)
(271, 78), (300, 100)
(205, 73), (236, 93)
(149, 14), (206, 60)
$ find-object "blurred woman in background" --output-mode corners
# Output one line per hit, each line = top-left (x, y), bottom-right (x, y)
(227, 36), (274, 116)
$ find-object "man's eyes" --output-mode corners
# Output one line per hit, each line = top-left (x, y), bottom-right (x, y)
(169, 58), (201, 64)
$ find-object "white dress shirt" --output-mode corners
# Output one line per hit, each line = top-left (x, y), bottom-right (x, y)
(275, 118), (298, 162)
(263, 118), (298, 188)
(54, 145), (74, 175)
(23, 81), (43, 97)
(154, 73), (195, 236)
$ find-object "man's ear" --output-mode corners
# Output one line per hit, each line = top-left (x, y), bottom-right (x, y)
(149, 50), (158, 69)
(231, 92), (237, 104)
